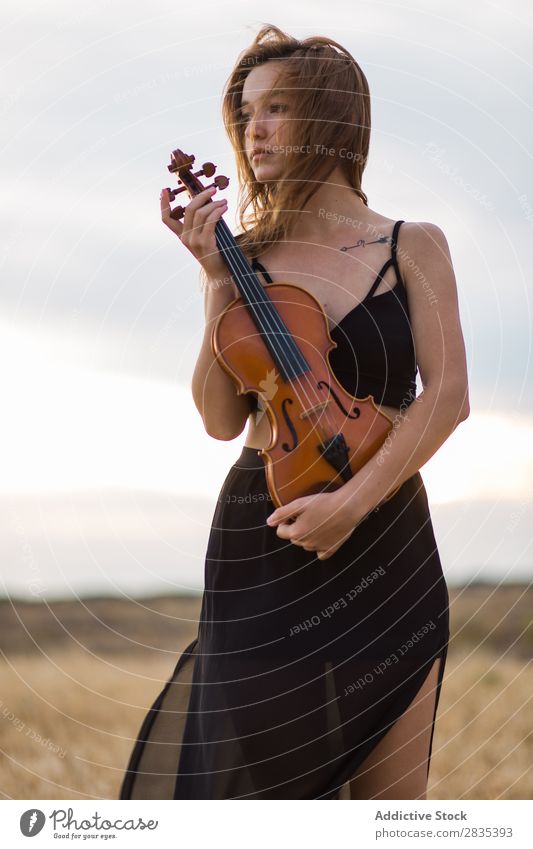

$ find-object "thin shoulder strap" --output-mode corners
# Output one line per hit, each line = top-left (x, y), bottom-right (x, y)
(390, 219), (405, 277)
(364, 220), (405, 300)
(251, 257), (274, 284)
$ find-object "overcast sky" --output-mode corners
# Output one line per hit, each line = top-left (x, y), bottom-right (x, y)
(1, 0), (532, 598)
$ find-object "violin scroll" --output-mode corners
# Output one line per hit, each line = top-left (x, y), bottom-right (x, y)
(166, 148), (229, 221)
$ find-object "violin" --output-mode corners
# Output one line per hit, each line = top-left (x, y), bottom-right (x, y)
(166, 148), (400, 509)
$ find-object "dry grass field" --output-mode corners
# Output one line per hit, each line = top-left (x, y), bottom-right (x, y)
(0, 584), (531, 800)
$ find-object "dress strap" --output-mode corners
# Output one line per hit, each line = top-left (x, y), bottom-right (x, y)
(363, 220), (405, 301)
(390, 219), (405, 278)
(251, 258), (274, 284)
(251, 227), (405, 296)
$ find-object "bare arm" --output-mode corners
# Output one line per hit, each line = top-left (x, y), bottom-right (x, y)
(341, 221), (470, 515)
(191, 277), (253, 441)
(159, 184), (253, 441)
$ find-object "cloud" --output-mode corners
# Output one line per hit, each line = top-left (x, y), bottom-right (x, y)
(1, 0), (531, 597)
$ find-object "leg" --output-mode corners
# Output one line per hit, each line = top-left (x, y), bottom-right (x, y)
(348, 655), (443, 800)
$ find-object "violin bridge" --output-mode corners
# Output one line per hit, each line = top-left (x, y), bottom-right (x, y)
(299, 400), (330, 421)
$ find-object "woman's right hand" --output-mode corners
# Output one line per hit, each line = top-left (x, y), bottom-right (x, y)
(160, 185), (230, 283)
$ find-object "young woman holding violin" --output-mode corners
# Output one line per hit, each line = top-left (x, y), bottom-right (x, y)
(120, 24), (469, 801)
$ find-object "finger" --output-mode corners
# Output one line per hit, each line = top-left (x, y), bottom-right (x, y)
(186, 201), (227, 244)
(267, 505), (301, 526)
(185, 185), (218, 212)
(182, 205), (227, 254)
(181, 186), (218, 233)
(160, 187), (174, 216)
(194, 200), (228, 238)
(195, 196), (228, 225)
(161, 185), (217, 238)
(297, 535), (317, 550)
(275, 522), (297, 541)
(160, 188), (183, 235)
(318, 545), (337, 560)
(197, 202), (227, 245)
(200, 198), (228, 224)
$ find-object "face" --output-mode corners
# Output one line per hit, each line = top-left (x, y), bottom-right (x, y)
(239, 61), (291, 184)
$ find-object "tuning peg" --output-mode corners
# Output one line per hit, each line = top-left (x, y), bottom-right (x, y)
(205, 175), (229, 191)
(169, 205), (186, 221)
(195, 162), (216, 178)
(167, 185), (188, 201)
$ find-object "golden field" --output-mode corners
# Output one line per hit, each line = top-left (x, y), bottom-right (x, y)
(0, 584), (531, 800)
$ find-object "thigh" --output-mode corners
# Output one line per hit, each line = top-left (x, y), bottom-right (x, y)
(348, 655), (443, 800)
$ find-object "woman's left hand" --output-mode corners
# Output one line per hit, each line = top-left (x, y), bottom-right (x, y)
(266, 490), (369, 560)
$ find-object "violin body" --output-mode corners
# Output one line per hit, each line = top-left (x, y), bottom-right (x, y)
(165, 147), (400, 510)
(213, 282), (397, 508)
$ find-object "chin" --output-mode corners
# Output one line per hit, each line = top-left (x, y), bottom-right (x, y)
(251, 161), (281, 183)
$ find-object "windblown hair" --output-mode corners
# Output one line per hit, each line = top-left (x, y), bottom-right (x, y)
(221, 24), (371, 259)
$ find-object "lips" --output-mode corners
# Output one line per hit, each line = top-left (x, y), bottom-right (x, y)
(251, 149), (268, 159)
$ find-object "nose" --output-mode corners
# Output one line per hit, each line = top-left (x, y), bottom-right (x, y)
(245, 111), (268, 142)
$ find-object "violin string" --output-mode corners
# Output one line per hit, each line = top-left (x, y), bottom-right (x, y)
(215, 220), (347, 444)
(181, 170), (340, 443)
(215, 219), (345, 445)
(215, 222), (324, 393)
(215, 219), (302, 369)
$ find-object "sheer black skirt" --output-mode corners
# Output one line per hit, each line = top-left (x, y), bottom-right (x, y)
(120, 445), (449, 800)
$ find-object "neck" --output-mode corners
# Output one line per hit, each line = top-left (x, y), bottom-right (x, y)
(288, 167), (367, 243)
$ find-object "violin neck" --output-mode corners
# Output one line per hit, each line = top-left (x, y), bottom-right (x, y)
(214, 218), (266, 304)
(214, 219), (309, 381)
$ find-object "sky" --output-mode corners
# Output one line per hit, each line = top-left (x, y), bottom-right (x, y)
(1, 0), (532, 598)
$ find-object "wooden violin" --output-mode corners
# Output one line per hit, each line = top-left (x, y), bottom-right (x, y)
(166, 148), (400, 509)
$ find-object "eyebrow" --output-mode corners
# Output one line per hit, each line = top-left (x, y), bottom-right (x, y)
(240, 92), (287, 107)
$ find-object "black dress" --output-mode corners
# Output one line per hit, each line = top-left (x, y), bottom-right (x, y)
(119, 220), (450, 800)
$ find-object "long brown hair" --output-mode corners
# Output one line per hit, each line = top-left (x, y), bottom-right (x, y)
(221, 24), (371, 260)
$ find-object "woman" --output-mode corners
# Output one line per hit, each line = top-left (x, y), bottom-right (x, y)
(120, 24), (469, 800)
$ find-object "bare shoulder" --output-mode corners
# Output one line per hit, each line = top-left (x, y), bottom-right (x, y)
(395, 221), (469, 400)
(399, 220), (452, 258)
(396, 221), (457, 307)
(397, 221), (453, 270)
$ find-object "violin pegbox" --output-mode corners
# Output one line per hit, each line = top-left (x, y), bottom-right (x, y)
(165, 148), (229, 221)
